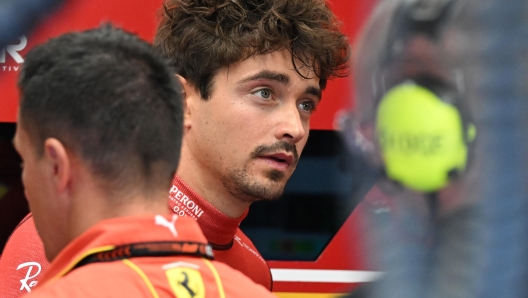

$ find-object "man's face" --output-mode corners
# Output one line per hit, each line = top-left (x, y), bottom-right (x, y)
(185, 49), (321, 202)
(13, 122), (66, 260)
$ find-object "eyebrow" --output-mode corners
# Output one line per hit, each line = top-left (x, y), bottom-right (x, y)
(238, 70), (322, 101)
(237, 70), (290, 85)
(306, 86), (322, 101)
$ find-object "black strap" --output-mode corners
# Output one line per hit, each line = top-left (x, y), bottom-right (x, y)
(208, 240), (234, 251)
(73, 241), (214, 271)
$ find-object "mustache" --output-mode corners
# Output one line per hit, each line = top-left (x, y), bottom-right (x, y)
(250, 141), (299, 165)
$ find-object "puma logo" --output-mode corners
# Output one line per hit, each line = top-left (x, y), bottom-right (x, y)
(155, 214), (178, 237)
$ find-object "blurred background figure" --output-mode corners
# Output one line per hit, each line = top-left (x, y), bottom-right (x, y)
(345, 0), (528, 297)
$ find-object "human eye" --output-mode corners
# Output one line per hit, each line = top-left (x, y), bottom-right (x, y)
(252, 88), (273, 99)
(298, 100), (317, 113)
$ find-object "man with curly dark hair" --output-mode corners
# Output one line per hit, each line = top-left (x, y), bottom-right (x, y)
(155, 0), (350, 290)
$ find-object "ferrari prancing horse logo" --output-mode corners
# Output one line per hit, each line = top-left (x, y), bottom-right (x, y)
(166, 267), (205, 298)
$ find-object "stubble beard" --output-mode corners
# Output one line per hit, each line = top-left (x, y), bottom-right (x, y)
(222, 166), (287, 203)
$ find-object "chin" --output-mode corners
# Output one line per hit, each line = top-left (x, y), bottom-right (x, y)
(266, 169), (287, 182)
(234, 178), (286, 202)
(225, 168), (289, 202)
(259, 178), (287, 201)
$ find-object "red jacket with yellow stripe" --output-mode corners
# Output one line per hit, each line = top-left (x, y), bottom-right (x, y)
(0, 176), (272, 297)
(21, 215), (275, 298)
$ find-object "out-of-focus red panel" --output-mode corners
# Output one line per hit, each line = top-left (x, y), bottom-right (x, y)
(0, 0), (163, 123)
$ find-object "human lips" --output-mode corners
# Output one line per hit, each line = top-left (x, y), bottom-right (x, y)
(251, 141), (299, 171)
(258, 152), (294, 170)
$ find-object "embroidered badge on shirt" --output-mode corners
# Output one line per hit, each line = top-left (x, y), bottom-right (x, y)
(166, 267), (205, 298)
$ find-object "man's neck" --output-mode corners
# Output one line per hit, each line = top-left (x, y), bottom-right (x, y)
(176, 154), (250, 218)
(70, 186), (169, 243)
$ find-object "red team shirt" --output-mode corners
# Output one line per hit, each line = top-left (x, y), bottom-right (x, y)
(168, 176), (272, 289)
(22, 215), (275, 297)
(0, 214), (48, 296)
(0, 176), (272, 297)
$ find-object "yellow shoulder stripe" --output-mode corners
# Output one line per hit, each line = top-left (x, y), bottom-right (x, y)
(45, 245), (115, 286)
(202, 258), (226, 298)
(122, 259), (160, 298)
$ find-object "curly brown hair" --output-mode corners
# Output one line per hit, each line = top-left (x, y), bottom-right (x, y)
(154, 0), (350, 99)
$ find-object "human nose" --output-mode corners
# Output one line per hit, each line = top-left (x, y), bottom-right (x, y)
(274, 103), (307, 143)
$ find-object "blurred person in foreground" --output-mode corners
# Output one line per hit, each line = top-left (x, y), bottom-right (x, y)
(347, 0), (528, 297)
(343, 0), (480, 296)
(12, 25), (275, 297)
(0, 0), (350, 294)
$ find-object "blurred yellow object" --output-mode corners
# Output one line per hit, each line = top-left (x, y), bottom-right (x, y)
(376, 81), (467, 192)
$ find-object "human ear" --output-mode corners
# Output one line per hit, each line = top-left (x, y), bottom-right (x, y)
(176, 74), (199, 129)
(43, 138), (71, 193)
